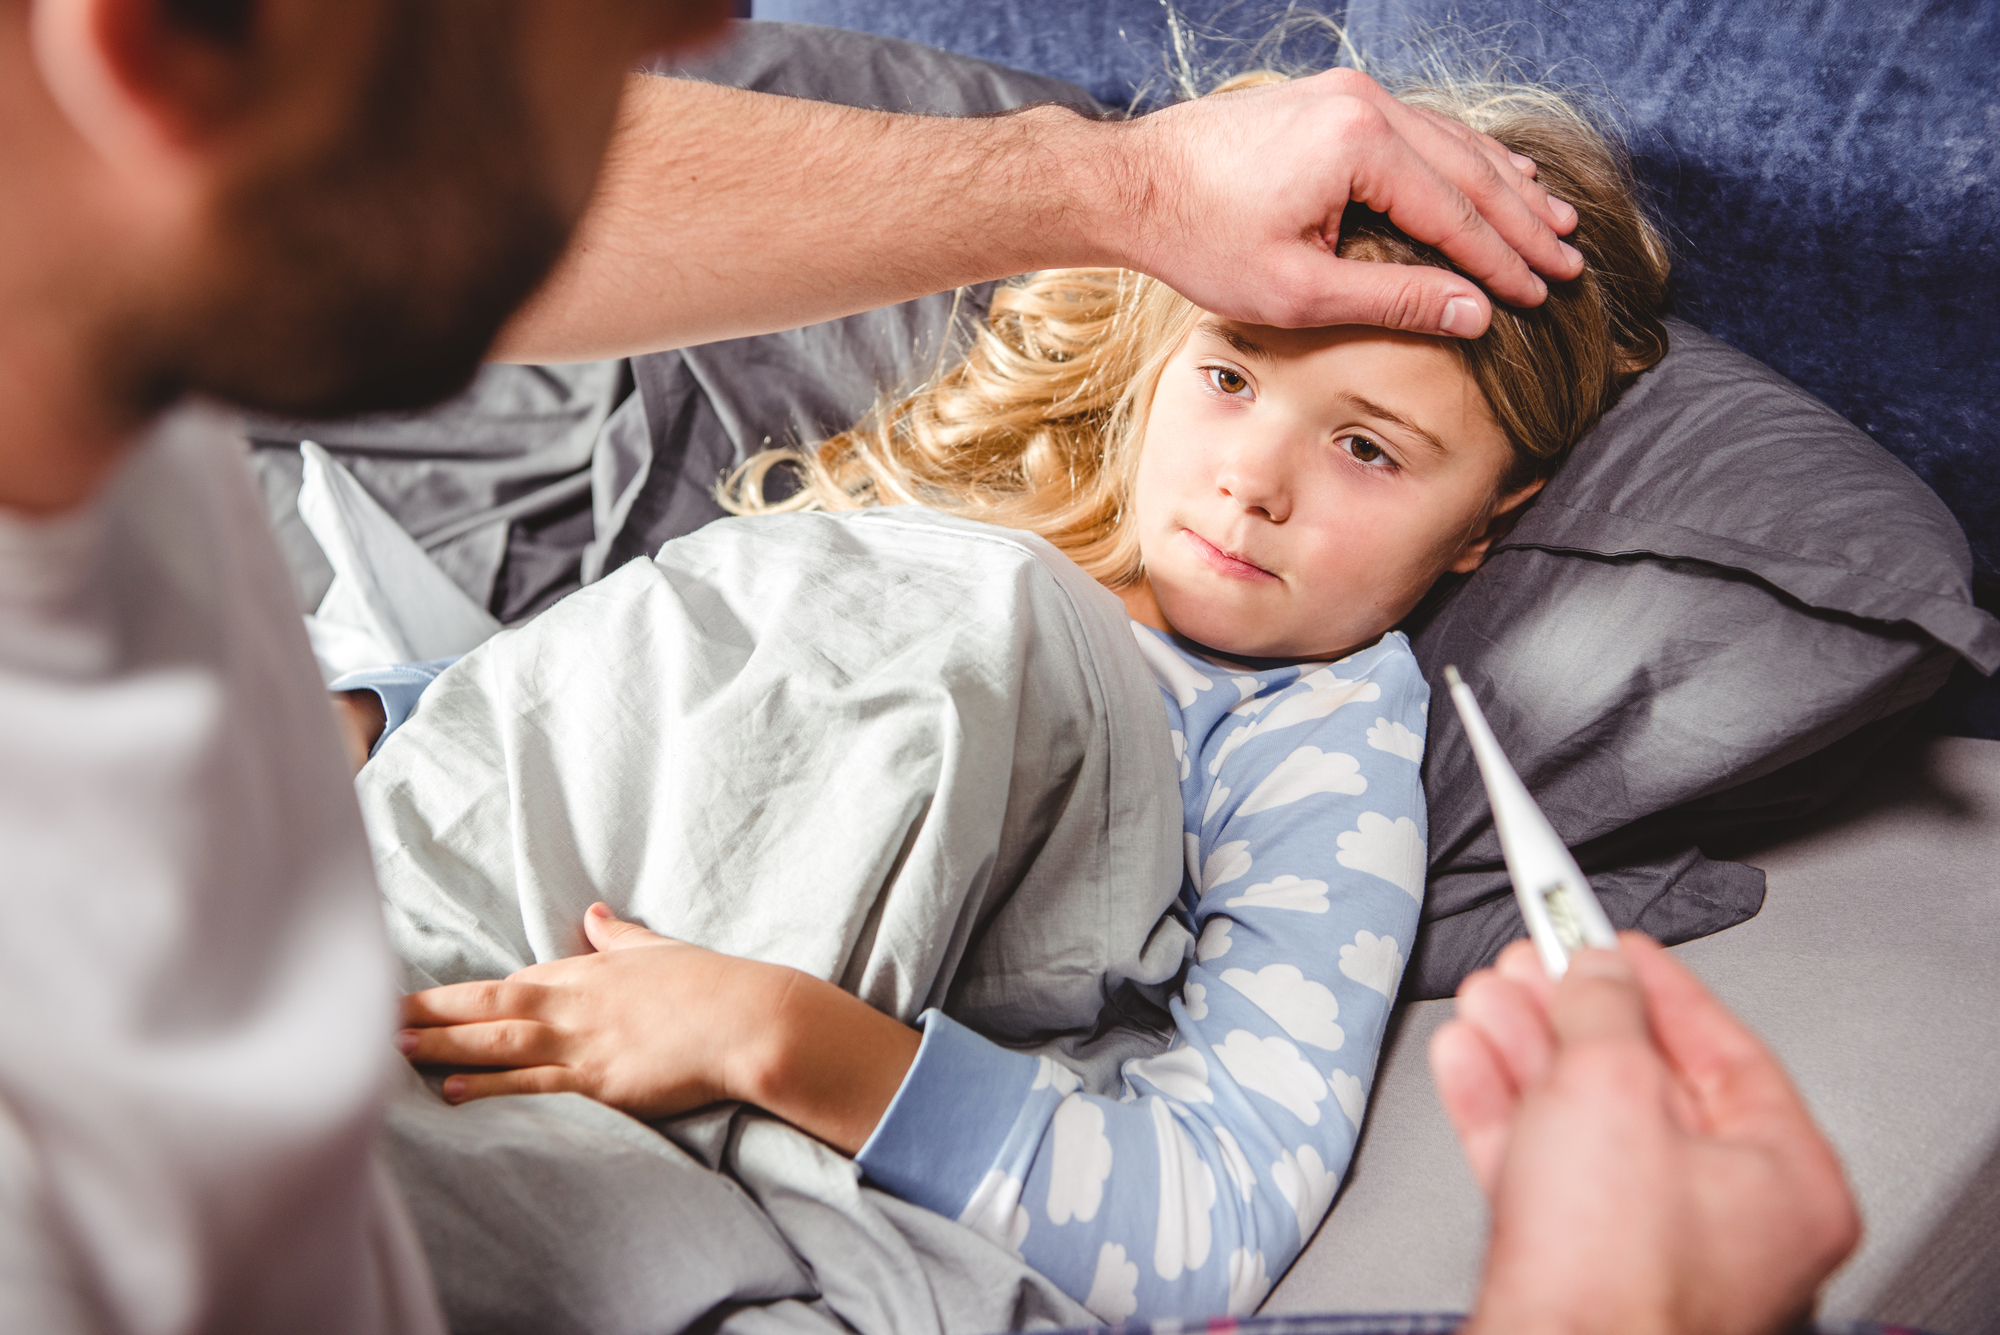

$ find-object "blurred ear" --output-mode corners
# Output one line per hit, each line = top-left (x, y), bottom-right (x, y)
(32, 0), (275, 178)
(1448, 476), (1545, 574)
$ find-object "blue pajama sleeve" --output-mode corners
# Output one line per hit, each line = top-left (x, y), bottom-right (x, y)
(328, 657), (458, 757)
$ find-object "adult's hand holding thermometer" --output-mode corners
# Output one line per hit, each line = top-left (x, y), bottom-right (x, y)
(1443, 666), (1618, 979)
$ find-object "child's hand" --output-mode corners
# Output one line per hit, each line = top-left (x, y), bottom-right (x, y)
(398, 903), (920, 1152)
(398, 904), (773, 1119)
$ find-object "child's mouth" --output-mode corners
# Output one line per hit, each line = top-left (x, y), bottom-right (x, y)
(1182, 528), (1278, 581)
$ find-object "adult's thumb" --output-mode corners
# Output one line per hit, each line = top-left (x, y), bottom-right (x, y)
(583, 901), (669, 953)
(1546, 947), (1650, 1048)
(1280, 254), (1494, 338)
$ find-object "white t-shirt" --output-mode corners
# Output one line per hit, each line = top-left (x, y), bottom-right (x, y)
(0, 407), (441, 1334)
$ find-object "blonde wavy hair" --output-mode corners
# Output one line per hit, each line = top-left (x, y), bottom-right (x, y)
(724, 72), (1671, 592)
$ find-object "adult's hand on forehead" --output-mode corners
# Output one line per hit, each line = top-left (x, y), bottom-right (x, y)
(1118, 67), (1582, 337)
(1430, 934), (1859, 1335)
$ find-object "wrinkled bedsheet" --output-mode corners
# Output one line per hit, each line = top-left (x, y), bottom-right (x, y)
(357, 508), (1186, 1334)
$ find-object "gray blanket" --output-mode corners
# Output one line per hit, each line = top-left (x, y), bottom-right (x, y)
(357, 509), (1186, 1334)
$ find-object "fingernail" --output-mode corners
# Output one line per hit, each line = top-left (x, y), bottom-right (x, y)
(1508, 151), (1535, 172)
(588, 901), (610, 919)
(1559, 241), (1583, 269)
(1567, 948), (1632, 982)
(1440, 296), (1482, 335)
(442, 1076), (466, 1102)
(1549, 196), (1576, 226)
(394, 1030), (418, 1056)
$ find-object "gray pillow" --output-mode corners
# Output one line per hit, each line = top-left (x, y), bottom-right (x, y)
(1401, 319), (1998, 996)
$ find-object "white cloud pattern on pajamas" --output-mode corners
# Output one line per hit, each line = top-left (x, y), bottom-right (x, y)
(1212, 1125), (1256, 1201)
(1149, 1097), (1216, 1280)
(1209, 671), (1382, 774)
(1171, 729), (1191, 780)
(1047, 1096), (1115, 1224)
(1085, 1242), (1140, 1321)
(1219, 964), (1344, 1050)
(1184, 981), (1208, 1021)
(958, 1169), (1029, 1255)
(1195, 918), (1233, 962)
(1366, 716), (1424, 762)
(1226, 1248), (1273, 1315)
(1201, 840), (1253, 891)
(1235, 746), (1366, 815)
(1224, 874), (1329, 914)
(1329, 1068), (1366, 1128)
(1334, 812), (1425, 901)
(1271, 1145), (1339, 1246)
(1337, 929), (1404, 997)
(1213, 1030), (1331, 1124)
(1032, 1056), (1083, 1094)
(1128, 1045), (1214, 1105)
(1132, 625), (1212, 706)
(1204, 782), (1232, 822)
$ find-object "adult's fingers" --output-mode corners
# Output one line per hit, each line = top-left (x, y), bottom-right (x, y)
(1347, 81), (1583, 274)
(398, 1018), (562, 1070)
(1492, 938), (1556, 1002)
(439, 1065), (579, 1105)
(1393, 102), (1577, 239)
(1303, 69), (1570, 238)
(1453, 968), (1557, 1094)
(401, 979), (548, 1028)
(1430, 1016), (1518, 1194)
(1316, 82), (1575, 309)
(1343, 130), (1550, 315)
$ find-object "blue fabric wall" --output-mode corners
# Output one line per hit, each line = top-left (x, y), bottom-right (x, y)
(752, 0), (2000, 735)
(753, 0), (1359, 109)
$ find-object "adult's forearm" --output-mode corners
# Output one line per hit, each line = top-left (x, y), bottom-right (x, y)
(493, 76), (1126, 363)
(496, 67), (1584, 362)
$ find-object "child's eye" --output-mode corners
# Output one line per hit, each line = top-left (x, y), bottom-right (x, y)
(1338, 434), (1396, 468)
(1202, 366), (1255, 399)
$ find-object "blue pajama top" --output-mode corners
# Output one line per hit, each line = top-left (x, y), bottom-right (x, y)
(853, 623), (1429, 1319)
(345, 621), (1429, 1321)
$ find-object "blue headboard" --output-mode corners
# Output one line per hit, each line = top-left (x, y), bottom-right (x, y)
(754, 0), (2000, 735)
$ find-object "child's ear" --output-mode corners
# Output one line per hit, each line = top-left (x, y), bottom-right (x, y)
(1448, 477), (1546, 574)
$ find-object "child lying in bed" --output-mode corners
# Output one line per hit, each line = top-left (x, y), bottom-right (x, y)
(361, 75), (1669, 1321)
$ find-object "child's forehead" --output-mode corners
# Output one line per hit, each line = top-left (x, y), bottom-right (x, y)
(1187, 316), (1459, 366)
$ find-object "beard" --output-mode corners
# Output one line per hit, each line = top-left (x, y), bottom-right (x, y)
(134, 2), (578, 420)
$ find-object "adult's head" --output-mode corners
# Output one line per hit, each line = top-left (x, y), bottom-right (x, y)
(2, 0), (727, 509)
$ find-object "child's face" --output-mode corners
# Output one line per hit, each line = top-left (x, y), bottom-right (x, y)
(1123, 317), (1537, 661)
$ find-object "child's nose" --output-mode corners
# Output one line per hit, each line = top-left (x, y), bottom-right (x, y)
(1215, 434), (1295, 523)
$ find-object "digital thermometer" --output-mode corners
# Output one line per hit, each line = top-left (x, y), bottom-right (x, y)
(1443, 666), (1619, 978)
